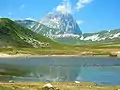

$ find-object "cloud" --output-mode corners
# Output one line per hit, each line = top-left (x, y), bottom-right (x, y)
(20, 4), (25, 9)
(56, 0), (72, 14)
(53, 0), (92, 25)
(75, 0), (93, 10)
(76, 20), (84, 25)
(55, 0), (93, 14)
(25, 17), (36, 21)
(8, 12), (12, 16)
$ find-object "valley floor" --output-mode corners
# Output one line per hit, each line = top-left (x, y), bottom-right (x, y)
(0, 82), (120, 90)
(0, 46), (120, 58)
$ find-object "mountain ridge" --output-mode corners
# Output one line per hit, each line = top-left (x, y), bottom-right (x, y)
(16, 19), (120, 44)
(14, 11), (120, 45)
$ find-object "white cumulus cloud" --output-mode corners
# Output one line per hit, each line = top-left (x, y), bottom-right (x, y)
(53, 0), (93, 25)
(76, 0), (93, 10)
(55, 0), (93, 14)
(56, 0), (72, 14)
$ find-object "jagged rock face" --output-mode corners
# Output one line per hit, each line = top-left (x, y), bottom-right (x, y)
(40, 13), (82, 35)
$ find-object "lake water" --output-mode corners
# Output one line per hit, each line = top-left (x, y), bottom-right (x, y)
(0, 57), (120, 85)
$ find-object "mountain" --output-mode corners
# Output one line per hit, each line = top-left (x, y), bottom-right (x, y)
(15, 19), (58, 37)
(83, 29), (120, 42)
(15, 13), (82, 38)
(0, 18), (59, 48)
(15, 13), (83, 45)
(40, 13), (82, 35)
(15, 13), (120, 45)
(16, 19), (120, 45)
(15, 19), (83, 45)
(53, 29), (120, 45)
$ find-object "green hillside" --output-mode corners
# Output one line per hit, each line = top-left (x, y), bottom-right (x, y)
(0, 18), (60, 48)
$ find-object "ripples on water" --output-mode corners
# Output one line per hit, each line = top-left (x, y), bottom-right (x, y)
(0, 57), (120, 85)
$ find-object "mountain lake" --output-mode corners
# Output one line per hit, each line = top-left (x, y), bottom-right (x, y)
(0, 57), (120, 86)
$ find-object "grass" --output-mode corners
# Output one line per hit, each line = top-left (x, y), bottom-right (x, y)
(0, 45), (119, 57)
(0, 18), (62, 49)
(0, 86), (14, 90)
(0, 82), (120, 90)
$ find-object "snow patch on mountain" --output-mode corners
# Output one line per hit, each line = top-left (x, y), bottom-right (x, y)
(50, 34), (80, 38)
(83, 30), (120, 41)
(111, 33), (120, 39)
(84, 34), (99, 41)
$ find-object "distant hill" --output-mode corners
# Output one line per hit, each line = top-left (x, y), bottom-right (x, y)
(83, 29), (120, 42)
(51, 29), (120, 45)
(0, 18), (60, 48)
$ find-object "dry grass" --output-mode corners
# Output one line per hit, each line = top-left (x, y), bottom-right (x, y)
(0, 82), (120, 90)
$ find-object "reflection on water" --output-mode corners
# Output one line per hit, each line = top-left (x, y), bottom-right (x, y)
(0, 57), (120, 85)
(76, 66), (120, 85)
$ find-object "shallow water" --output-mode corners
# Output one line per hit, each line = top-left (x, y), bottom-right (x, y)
(0, 57), (120, 85)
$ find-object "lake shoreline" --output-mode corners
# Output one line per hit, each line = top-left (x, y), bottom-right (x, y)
(0, 82), (120, 90)
(0, 53), (112, 58)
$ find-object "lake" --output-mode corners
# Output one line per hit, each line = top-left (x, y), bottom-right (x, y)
(0, 57), (120, 85)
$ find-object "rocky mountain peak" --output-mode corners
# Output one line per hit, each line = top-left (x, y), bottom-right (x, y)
(40, 12), (82, 35)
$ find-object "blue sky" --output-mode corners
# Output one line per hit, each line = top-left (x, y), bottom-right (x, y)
(0, 0), (120, 33)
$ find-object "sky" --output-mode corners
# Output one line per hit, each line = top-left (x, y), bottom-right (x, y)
(0, 0), (120, 33)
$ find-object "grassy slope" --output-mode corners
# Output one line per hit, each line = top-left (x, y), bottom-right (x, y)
(0, 18), (31, 47)
(0, 18), (62, 48)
